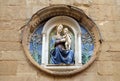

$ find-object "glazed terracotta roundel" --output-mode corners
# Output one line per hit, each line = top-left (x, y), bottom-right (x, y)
(22, 5), (101, 76)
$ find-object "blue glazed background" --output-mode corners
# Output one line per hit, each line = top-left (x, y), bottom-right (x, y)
(29, 23), (94, 65)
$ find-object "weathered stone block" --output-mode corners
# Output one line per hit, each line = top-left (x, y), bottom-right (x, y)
(101, 31), (120, 42)
(0, 52), (2, 58)
(25, 0), (49, 19)
(32, 6), (47, 15)
(71, 74), (100, 81)
(73, 0), (92, 6)
(112, 6), (120, 20)
(95, 21), (120, 41)
(0, 42), (22, 51)
(97, 61), (113, 75)
(37, 72), (54, 81)
(113, 74), (120, 81)
(55, 76), (72, 81)
(96, 52), (112, 61)
(89, 5), (113, 20)
(100, 42), (110, 52)
(116, 0), (120, 5)
(77, 6), (90, 16)
(0, 30), (20, 42)
(50, 0), (73, 5)
(107, 42), (120, 52)
(0, 75), (37, 81)
(114, 21), (120, 32)
(96, 21), (114, 32)
(82, 61), (98, 74)
(112, 52), (120, 61)
(98, 76), (113, 81)
(0, 20), (26, 30)
(0, 0), (26, 6)
(97, 51), (120, 61)
(100, 42), (120, 52)
(92, 0), (116, 5)
(0, 51), (26, 61)
(0, 61), (17, 75)
(26, 0), (49, 6)
(25, 5), (47, 18)
(113, 62), (120, 75)
(17, 61), (36, 74)
(0, 6), (27, 20)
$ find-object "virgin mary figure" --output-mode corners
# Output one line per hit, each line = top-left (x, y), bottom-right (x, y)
(49, 24), (74, 64)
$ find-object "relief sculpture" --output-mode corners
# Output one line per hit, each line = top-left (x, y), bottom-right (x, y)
(22, 5), (101, 75)
(49, 24), (74, 64)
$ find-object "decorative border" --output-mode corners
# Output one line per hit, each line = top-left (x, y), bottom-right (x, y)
(21, 4), (102, 76)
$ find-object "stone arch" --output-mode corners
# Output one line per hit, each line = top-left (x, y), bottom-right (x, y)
(22, 4), (102, 76)
(41, 16), (82, 66)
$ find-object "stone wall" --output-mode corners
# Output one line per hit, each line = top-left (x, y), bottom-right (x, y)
(0, 0), (120, 81)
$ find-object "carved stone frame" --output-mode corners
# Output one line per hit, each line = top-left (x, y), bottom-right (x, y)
(41, 16), (82, 69)
(22, 4), (102, 76)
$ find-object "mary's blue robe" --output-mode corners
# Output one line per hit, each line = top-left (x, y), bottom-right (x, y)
(50, 37), (74, 64)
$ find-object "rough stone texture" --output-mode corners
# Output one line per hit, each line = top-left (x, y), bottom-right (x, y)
(0, 42), (22, 51)
(0, 20), (26, 30)
(0, 6), (27, 20)
(0, 51), (26, 61)
(0, 30), (20, 42)
(0, 0), (26, 6)
(89, 5), (113, 21)
(97, 61), (113, 75)
(17, 61), (37, 74)
(0, 0), (120, 81)
(0, 75), (37, 81)
(50, 0), (73, 5)
(112, 6), (120, 20)
(92, 0), (116, 5)
(0, 61), (17, 75)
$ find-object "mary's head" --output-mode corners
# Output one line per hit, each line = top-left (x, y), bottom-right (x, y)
(57, 24), (63, 33)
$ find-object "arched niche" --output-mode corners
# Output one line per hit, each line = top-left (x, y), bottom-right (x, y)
(21, 4), (102, 76)
(41, 16), (82, 69)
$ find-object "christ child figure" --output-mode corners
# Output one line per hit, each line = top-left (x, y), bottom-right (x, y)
(63, 28), (72, 50)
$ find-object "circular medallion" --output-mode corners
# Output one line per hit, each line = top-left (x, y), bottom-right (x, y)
(22, 5), (102, 76)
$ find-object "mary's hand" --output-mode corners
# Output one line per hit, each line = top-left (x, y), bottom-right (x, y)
(55, 40), (61, 43)
(60, 38), (66, 42)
